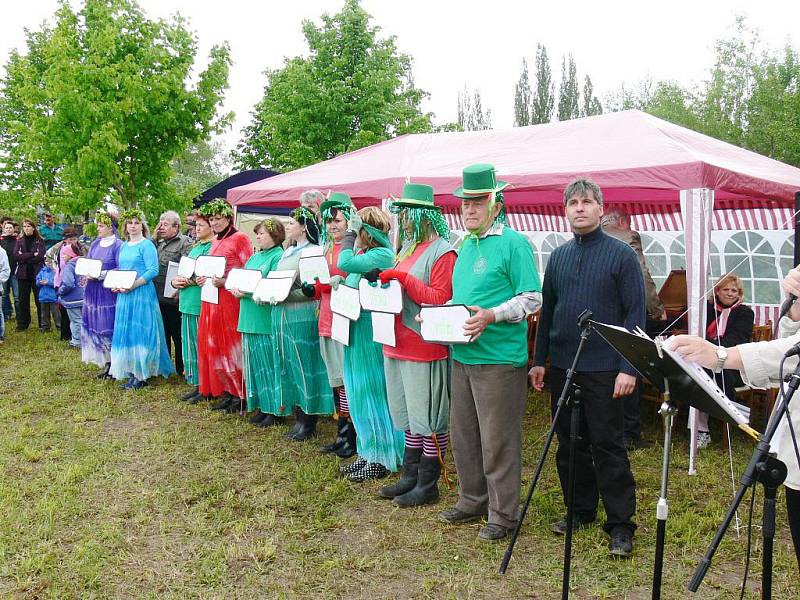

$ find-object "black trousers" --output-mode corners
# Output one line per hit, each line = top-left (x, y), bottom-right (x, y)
(59, 305), (70, 340)
(622, 380), (642, 440)
(786, 487), (800, 571)
(159, 302), (183, 376)
(550, 367), (637, 534)
(16, 279), (41, 330)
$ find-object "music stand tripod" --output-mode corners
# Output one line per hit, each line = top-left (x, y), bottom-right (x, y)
(500, 309), (593, 600)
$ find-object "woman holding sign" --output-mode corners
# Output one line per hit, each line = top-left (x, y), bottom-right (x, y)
(109, 210), (175, 389)
(371, 183), (457, 506)
(338, 207), (404, 481)
(195, 200), (253, 413)
(231, 218), (285, 425)
(170, 213), (214, 403)
(268, 207), (333, 439)
(81, 212), (123, 378)
(301, 192), (356, 457)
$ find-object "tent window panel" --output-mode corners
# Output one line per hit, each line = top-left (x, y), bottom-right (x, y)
(541, 233), (568, 272)
(781, 239), (795, 275)
(729, 256), (752, 278)
(753, 280), (782, 304)
(752, 255), (778, 279)
(670, 236), (686, 270)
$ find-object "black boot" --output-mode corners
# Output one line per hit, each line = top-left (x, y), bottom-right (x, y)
(334, 417), (357, 458)
(379, 446), (423, 499)
(210, 394), (233, 411)
(320, 417), (349, 454)
(289, 413), (318, 441)
(224, 395), (242, 414)
(96, 362), (112, 379)
(249, 409), (267, 424)
(181, 387), (200, 401)
(393, 456), (441, 507)
(286, 408), (304, 438)
(255, 414), (285, 427)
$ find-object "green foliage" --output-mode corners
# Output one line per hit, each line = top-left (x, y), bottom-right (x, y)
(233, 0), (432, 172)
(0, 0), (231, 223)
(581, 75), (603, 117)
(513, 58), (532, 127)
(532, 44), (555, 125)
(170, 138), (230, 206)
(457, 86), (492, 131)
(557, 54), (580, 121)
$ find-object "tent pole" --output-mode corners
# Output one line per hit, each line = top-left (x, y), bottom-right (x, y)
(794, 191), (800, 267)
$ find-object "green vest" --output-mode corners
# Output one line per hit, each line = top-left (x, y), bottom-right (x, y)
(237, 246), (284, 334)
(178, 241), (212, 316)
(399, 237), (453, 335)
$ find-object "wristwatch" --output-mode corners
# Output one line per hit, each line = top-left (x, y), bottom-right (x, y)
(714, 347), (728, 373)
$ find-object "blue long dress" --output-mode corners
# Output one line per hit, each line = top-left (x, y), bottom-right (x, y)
(109, 239), (175, 381)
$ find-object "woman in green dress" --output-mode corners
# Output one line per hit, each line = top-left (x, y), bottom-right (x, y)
(230, 218), (286, 426)
(170, 213), (214, 402)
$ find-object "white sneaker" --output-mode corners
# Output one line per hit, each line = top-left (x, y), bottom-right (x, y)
(696, 431), (712, 449)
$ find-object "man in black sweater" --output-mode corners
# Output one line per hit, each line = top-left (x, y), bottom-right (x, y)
(530, 178), (645, 558)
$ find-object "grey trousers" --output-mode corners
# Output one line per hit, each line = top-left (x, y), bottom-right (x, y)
(451, 361), (528, 529)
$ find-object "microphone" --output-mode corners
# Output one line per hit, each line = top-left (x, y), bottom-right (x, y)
(785, 341), (800, 358)
(780, 294), (798, 321)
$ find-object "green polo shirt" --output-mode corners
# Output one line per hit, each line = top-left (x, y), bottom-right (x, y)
(451, 226), (541, 368)
(178, 241), (212, 316)
(237, 246), (284, 334)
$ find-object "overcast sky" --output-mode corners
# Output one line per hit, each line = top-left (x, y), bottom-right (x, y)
(3, 1), (800, 157)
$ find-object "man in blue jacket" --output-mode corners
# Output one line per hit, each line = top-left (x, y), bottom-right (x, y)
(530, 178), (645, 558)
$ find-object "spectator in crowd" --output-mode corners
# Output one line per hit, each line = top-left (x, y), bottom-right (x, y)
(57, 241), (87, 348)
(55, 228), (82, 342)
(299, 189), (324, 217)
(153, 211), (193, 378)
(0, 244), (9, 343)
(1, 220), (19, 321)
(40, 212), (64, 249)
(185, 210), (199, 241)
(37, 262), (60, 332)
(13, 219), (46, 331)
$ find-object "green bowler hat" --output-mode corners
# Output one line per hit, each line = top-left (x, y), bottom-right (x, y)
(391, 183), (440, 210)
(453, 163), (508, 199)
(320, 191), (354, 213)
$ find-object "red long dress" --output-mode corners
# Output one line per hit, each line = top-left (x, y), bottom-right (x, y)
(197, 229), (253, 398)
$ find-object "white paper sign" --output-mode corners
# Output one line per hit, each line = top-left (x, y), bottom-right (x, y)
(252, 273), (294, 303)
(177, 256), (196, 278)
(300, 245), (324, 258)
(163, 261), (180, 299)
(359, 279), (402, 314)
(103, 269), (137, 290)
(371, 311), (396, 347)
(419, 305), (471, 344)
(75, 257), (102, 278)
(224, 268), (262, 294)
(194, 255), (226, 278)
(331, 312), (350, 346)
(201, 280), (219, 304)
(299, 255), (331, 285)
(330, 284), (361, 321)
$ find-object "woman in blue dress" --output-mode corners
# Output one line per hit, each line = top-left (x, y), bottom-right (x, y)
(109, 209), (175, 389)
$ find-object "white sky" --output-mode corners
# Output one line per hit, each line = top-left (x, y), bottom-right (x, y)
(2, 1), (800, 158)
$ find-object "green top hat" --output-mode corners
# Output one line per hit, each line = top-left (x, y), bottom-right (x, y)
(319, 191), (354, 213)
(391, 183), (440, 210)
(453, 163), (508, 199)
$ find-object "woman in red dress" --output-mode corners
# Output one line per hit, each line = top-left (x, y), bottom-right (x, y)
(195, 200), (253, 412)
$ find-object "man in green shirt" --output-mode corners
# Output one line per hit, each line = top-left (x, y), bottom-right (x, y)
(438, 164), (542, 541)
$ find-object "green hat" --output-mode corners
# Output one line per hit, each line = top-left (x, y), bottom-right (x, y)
(319, 191), (354, 213)
(453, 163), (508, 199)
(390, 183), (439, 210)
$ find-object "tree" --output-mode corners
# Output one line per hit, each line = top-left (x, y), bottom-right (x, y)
(233, 0), (432, 172)
(170, 138), (230, 205)
(6, 0), (231, 221)
(581, 75), (603, 117)
(457, 86), (492, 131)
(531, 44), (554, 124)
(557, 54), (580, 121)
(513, 58), (532, 126)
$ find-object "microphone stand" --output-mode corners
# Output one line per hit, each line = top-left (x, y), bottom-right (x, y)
(500, 309), (594, 600)
(652, 377), (676, 600)
(688, 358), (797, 599)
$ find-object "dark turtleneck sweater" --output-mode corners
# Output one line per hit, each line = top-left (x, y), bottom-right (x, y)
(534, 226), (645, 375)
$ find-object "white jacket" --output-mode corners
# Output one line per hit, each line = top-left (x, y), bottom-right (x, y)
(738, 317), (800, 490)
(0, 246), (10, 287)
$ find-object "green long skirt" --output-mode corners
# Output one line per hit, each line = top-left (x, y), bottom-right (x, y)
(242, 332), (276, 413)
(180, 313), (199, 386)
(267, 301), (334, 416)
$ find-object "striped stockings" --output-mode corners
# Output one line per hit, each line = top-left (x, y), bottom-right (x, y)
(404, 431), (448, 458)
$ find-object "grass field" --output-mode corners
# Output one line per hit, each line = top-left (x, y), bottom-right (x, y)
(0, 323), (797, 599)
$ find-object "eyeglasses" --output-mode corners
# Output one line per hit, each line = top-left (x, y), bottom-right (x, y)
(187, 222), (196, 227)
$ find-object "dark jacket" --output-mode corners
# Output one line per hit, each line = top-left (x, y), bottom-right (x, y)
(153, 233), (193, 304)
(14, 235), (46, 281)
(0, 235), (17, 274)
(705, 301), (754, 348)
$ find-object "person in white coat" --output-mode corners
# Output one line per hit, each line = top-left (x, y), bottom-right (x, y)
(0, 245), (10, 342)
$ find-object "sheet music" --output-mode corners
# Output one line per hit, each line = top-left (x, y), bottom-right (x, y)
(371, 311), (396, 347)
(331, 312), (350, 346)
(163, 261), (180, 299)
(75, 257), (102, 278)
(194, 255), (226, 278)
(177, 256), (196, 278)
(330, 284), (361, 321)
(102, 270), (137, 290)
(359, 279), (402, 314)
(419, 305), (471, 344)
(224, 268), (262, 294)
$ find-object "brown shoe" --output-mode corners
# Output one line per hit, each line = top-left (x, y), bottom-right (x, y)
(438, 507), (486, 525)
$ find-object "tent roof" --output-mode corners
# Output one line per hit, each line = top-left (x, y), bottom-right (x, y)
(228, 110), (800, 211)
(196, 168), (279, 208)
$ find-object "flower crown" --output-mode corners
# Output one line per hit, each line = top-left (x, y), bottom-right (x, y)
(291, 206), (315, 223)
(120, 208), (144, 222)
(198, 199), (234, 218)
(95, 211), (113, 227)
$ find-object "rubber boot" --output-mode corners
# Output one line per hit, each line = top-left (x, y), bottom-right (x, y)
(210, 394), (233, 411)
(393, 456), (441, 507)
(290, 412), (318, 441)
(181, 386), (200, 401)
(379, 446), (423, 499)
(286, 407), (304, 438)
(320, 416), (349, 454)
(334, 417), (357, 458)
(96, 362), (112, 379)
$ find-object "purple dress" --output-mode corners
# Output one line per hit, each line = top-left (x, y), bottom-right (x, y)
(81, 236), (123, 366)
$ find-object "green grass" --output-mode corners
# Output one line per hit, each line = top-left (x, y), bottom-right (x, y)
(0, 323), (797, 599)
